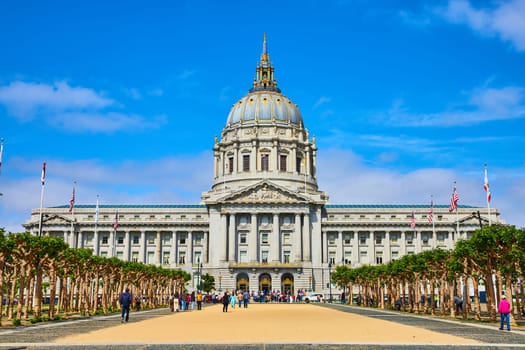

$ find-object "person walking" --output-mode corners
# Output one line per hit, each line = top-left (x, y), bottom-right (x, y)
(498, 295), (511, 331)
(230, 291), (237, 309)
(243, 290), (249, 308)
(222, 291), (230, 312)
(119, 288), (132, 323)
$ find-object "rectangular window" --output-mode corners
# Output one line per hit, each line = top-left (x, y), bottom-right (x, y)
(261, 232), (269, 244)
(131, 251), (139, 263)
(261, 154), (269, 171)
(328, 234), (336, 245)
(132, 235), (140, 244)
(422, 234), (429, 245)
(178, 252), (186, 264)
(239, 250), (247, 263)
(194, 251), (202, 264)
(116, 251), (123, 260)
(147, 235), (155, 245)
(328, 252), (336, 265)
(102, 236), (108, 245)
(406, 233), (414, 245)
(375, 236), (382, 245)
(85, 236), (93, 245)
(359, 236), (366, 245)
(240, 233), (247, 244)
(344, 234), (351, 245)
(284, 250), (291, 263)
(376, 256), (383, 264)
(163, 235), (171, 245)
(296, 157), (301, 173)
(147, 252), (154, 264)
(194, 233), (202, 245)
(437, 233), (445, 242)
(282, 232), (291, 245)
(163, 252), (170, 265)
(390, 234), (398, 243)
(391, 251), (399, 260)
(100, 251), (108, 258)
(279, 154), (287, 172)
(243, 154), (250, 172)
(228, 157), (234, 174)
(180, 236), (186, 245)
(117, 236), (124, 245)
(344, 251), (351, 265)
(261, 250), (269, 263)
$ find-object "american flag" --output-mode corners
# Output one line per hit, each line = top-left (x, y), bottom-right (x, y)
(68, 185), (75, 213)
(428, 198), (434, 223)
(113, 209), (119, 231)
(449, 185), (459, 212)
(484, 166), (492, 203)
(41, 162), (46, 185)
(410, 210), (415, 229)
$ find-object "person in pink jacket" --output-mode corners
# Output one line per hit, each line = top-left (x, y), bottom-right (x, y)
(498, 295), (511, 331)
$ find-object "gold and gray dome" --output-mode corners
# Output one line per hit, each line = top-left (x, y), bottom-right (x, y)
(226, 34), (304, 128)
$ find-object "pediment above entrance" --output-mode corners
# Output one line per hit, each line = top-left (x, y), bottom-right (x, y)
(221, 181), (309, 204)
(43, 214), (72, 225)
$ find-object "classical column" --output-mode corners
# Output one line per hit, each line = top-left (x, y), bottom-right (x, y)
(415, 230), (422, 253)
(384, 231), (391, 263)
(337, 231), (343, 264)
(77, 231), (83, 249)
(203, 231), (209, 263)
(228, 213), (236, 261)
(93, 230), (99, 256)
(156, 231), (162, 266)
(321, 230), (328, 263)
(219, 214), (227, 262)
(271, 213), (280, 262)
(140, 231), (146, 263)
(293, 213), (302, 261)
(188, 231), (193, 265)
(249, 213), (258, 262)
(109, 230), (115, 257)
(171, 231), (177, 267)
(124, 230), (130, 261)
(351, 232), (359, 266)
(400, 231), (406, 256)
(302, 213), (311, 261)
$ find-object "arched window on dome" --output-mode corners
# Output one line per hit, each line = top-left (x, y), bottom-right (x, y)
(261, 154), (269, 171)
(279, 154), (287, 172)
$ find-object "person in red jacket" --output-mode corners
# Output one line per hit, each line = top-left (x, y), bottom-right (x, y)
(498, 295), (511, 331)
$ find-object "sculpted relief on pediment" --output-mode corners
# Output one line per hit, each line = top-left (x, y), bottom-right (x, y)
(230, 185), (301, 204)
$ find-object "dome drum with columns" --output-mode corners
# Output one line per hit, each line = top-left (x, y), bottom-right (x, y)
(24, 35), (503, 297)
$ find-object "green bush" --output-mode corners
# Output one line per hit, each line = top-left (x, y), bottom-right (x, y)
(12, 318), (21, 326)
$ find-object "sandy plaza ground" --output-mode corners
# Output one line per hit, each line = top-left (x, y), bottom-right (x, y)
(54, 303), (480, 345)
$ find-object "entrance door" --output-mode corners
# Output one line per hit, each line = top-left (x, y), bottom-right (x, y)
(281, 274), (294, 295)
(259, 273), (272, 295)
(236, 273), (249, 291)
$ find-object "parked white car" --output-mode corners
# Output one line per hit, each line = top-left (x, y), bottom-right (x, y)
(304, 293), (324, 303)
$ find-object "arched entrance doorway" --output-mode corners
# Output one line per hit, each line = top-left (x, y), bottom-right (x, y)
(259, 273), (272, 295)
(281, 273), (294, 295)
(236, 273), (249, 291)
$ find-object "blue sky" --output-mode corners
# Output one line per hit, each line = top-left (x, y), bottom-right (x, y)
(1, 0), (524, 232)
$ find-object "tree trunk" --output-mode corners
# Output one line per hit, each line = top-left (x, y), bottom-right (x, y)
(48, 266), (57, 319)
(472, 277), (481, 320)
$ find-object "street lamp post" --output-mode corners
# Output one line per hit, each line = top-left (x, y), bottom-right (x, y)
(218, 272), (222, 291)
(197, 258), (202, 292)
(328, 262), (332, 303)
(308, 276), (312, 292)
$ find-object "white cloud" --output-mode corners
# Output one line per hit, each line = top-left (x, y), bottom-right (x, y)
(438, 0), (525, 51)
(381, 85), (525, 127)
(313, 96), (331, 109)
(0, 80), (164, 132)
(0, 81), (113, 120)
(51, 112), (167, 133)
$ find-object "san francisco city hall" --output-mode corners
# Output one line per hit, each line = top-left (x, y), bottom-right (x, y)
(25, 36), (502, 296)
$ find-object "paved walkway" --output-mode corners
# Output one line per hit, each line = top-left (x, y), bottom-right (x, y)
(0, 303), (523, 349)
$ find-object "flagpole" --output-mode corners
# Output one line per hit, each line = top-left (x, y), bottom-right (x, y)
(38, 162), (46, 237)
(95, 195), (99, 255)
(431, 195), (435, 238)
(485, 164), (492, 226)
(70, 181), (76, 247)
(455, 181), (459, 238)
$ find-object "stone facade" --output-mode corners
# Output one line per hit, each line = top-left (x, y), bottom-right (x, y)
(24, 36), (502, 296)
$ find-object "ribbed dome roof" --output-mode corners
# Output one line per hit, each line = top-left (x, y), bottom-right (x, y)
(225, 34), (303, 128)
(226, 90), (303, 126)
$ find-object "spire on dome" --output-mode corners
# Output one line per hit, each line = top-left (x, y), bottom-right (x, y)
(251, 34), (280, 93)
